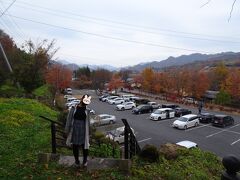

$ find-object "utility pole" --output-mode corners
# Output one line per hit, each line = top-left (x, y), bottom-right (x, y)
(0, 42), (13, 73)
(0, 41), (20, 88)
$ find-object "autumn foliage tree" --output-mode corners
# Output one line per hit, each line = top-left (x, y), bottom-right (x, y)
(141, 67), (154, 92)
(222, 69), (240, 101)
(108, 73), (124, 92)
(45, 64), (72, 96)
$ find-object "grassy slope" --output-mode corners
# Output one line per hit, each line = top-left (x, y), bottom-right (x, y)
(0, 98), (223, 179)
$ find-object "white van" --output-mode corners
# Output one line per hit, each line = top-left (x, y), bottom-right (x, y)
(121, 94), (135, 100)
(150, 108), (175, 121)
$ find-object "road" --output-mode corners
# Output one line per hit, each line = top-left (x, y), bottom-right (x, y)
(74, 89), (240, 158)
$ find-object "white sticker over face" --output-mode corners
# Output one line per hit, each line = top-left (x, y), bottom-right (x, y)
(83, 95), (91, 105)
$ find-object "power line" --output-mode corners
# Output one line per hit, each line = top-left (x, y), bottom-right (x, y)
(2, 0), (239, 41)
(0, 4), (26, 40)
(7, 14), (214, 54)
(7, 3), (240, 44)
(0, 0), (16, 17)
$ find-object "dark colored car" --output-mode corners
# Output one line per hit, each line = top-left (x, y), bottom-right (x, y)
(132, 104), (153, 114)
(134, 98), (150, 106)
(174, 108), (192, 117)
(162, 104), (179, 109)
(199, 113), (214, 123)
(212, 115), (234, 127)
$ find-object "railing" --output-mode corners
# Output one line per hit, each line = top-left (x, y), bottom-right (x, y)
(39, 115), (119, 158)
(39, 116), (66, 154)
(122, 119), (141, 159)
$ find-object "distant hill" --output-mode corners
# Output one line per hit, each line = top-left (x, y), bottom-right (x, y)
(57, 60), (118, 71)
(124, 52), (240, 72)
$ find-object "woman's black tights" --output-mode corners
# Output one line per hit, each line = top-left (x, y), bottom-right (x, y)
(72, 144), (88, 164)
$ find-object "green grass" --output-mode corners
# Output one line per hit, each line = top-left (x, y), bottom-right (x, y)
(131, 148), (224, 180)
(0, 98), (58, 178)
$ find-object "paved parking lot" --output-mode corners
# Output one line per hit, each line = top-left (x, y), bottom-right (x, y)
(75, 90), (240, 158)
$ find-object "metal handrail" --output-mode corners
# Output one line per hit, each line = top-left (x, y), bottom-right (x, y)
(122, 119), (141, 159)
(39, 115), (64, 127)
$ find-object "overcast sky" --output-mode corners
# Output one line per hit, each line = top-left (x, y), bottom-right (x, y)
(0, 0), (240, 67)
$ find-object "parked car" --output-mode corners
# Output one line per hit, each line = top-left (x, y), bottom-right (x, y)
(66, 88), (72, 95)
(105, 96), (119, 103)
(90, 114), (116, 126)
(116, 102), (136, 110)
(106, 126), (135, 144)
(66, 97), (77, 103)
(174, 108), (192, 117)
(162, 104), (179, 109)
(64, 94), (72, 99)
(176, 140), (198, 149)
(172, 114), (199, 130)
(199, 113), (215, 123)
(65, 99), (80, 107)
(129, 96), (140, 101)
(148, 101), (161, 109)
(150, 108), (175, 121)
(134, 98), (150, 106)
(121, 94), (135, 101)
(182, 97), (197, 104)
(108, 98), (125, 105)
(132, 104), (153, 114)
(102, 95), (113, 102)
(212, 115), (234, 127)
(99, 94), (109, 101)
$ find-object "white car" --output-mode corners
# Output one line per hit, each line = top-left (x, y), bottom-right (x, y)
(108, 98), (125, 105)
(176, 140), (198, 149)
(172, 114), (199, 130)
(105, 96), (119, 103)
(150, 108), (175, 121)
(64, 94), (72, 99)
(65, 99), (80, 107)
(116, 102), (136, 111)
(66, 97), (77, 103)
(90, 114), (116, 126)
(148, 101), (161, 109)
(106, 126), (135, 144)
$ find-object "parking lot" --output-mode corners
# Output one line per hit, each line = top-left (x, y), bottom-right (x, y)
(75, 90), (240, 158)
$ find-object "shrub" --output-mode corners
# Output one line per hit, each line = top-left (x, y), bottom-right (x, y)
(0, 84), (25, 98)
(159, 143), (183, 160)
(139, 144), (159, 163)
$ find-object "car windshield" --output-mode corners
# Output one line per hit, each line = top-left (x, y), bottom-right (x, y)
(178, 117), (188, 122)
(136, 105), (144, 109)
(154, 109), (162, 114)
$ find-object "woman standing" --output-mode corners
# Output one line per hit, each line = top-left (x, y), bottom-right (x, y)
(65, 94), (91, 167)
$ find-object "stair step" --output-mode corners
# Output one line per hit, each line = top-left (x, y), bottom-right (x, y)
(58, 155), (131, 172)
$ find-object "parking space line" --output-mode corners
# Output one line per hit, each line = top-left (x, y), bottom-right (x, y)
(185, 123), (211, 131)
(206, 123), (240, 138)
(205, 125), (240, 135)
(231, 138), (240, 146)
(138, 137), (152, 143)
(119, 137), (152, 148)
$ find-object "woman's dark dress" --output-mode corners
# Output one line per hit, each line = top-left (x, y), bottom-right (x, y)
(71, 106), (86, 145)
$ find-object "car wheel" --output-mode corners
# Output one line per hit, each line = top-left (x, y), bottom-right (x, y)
(121, 107), (124, 111)
(109, 120), (114, 124)
(131, 106), (134, 109)
(232, 120), (234, 125)
(195, 122), (198, 127)
(158, 117), (161, 121)
(184, 125), (187, 130)
(138, 111), (141, 115)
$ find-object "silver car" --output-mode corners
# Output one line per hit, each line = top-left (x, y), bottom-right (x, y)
(90, 114), (116, 126)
